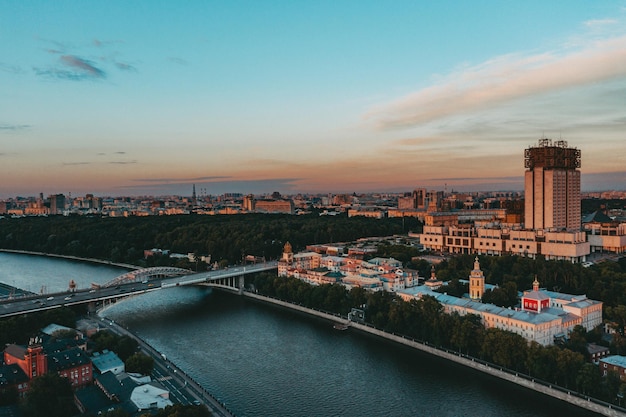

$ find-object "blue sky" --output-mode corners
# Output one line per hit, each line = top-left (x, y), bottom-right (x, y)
(1, 1), (626, 198)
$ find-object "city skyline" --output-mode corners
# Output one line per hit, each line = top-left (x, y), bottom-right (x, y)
(1, 1), (626, 198)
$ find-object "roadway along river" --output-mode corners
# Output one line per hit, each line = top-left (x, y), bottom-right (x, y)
(0, 252), (601, 417)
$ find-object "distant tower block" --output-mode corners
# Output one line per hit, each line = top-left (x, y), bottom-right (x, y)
(469, 257), (485, 300)
(192, 184), (197, 204)
(524, 138), (581, 231)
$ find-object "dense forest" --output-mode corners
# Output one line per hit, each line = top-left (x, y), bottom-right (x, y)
(0, 213), (419, 267)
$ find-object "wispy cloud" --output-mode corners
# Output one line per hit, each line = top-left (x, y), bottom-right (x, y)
(0, 124), (31, 131)
(109, 160), (137, 165)
(32, 38), (135, 81)
(584, 19), (618, 28)
(117, 178), (300, 196)
(167, 57), (188, 66)
(366, 34), (626, 130)
(0, 63), (25, 74)
(115, 62), (136, 71)
(34, 54), (106, 81)
(131, 176), (231, 183)
(62, 162), (91, 166)
(60, 55), (105, 78)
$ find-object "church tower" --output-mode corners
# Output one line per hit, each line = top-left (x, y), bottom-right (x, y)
(282, 242), (294, 264)
(469, 257), (485, 300)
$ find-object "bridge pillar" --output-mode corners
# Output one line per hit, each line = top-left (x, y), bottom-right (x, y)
(87, 301), (98, 314)
(238, 275), (245, 295)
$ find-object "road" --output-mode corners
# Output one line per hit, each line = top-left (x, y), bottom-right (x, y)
(0, 262), (277, 319)
(0, 280), (164, 318)
(92, 316), (235, 417)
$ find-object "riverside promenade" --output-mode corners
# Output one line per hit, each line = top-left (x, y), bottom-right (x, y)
(242, 290), (626, 417)
(85, 315), (236, 417)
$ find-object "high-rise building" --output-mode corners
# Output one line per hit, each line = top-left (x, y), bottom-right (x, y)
(524, 139), (581, 231)
(48, 194), (66, 215)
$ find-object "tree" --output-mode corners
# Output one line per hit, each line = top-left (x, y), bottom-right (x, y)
(603, 370), (623, 403)
(0, 386), (18, 406)
(20, 373), (76, 417)
(144, 404), (213, 417)
(576, 363), (601, 397)
(115, 335), (139, 361)
(480, 328), (527, 370)
(91, 332), (139, 361)
(126, 352), (154, 375)
(450, 314), (483, 355)
(100, 409), (131, 417)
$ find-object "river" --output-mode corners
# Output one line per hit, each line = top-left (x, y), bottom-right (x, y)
(0, 252), (601, 417)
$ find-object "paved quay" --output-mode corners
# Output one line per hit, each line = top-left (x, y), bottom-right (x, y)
(91, 315), (235, 417)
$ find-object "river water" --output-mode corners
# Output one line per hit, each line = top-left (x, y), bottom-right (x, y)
(0, 252), (601, 417)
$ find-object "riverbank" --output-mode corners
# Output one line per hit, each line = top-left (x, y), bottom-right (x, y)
(92, 315), (235, 417)
(0, 249), (140, 270)
(241, 290), (626, 417)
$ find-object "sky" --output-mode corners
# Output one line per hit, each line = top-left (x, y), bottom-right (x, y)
(1, 1), (626, 198)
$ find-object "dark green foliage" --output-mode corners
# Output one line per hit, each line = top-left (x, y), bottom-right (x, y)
(0, 214), (408, 267)
(435, 278), (467, 298)
(0, 307), (76, 347)
(125, 352), (154, 375)
(90, 331), (139, 361)
(20, 373), (77, 417)
(374, 243), (422, 264)
(141, 404), (213, 417)
(0, 386), (18, 406)
(97, 409), (131, 417)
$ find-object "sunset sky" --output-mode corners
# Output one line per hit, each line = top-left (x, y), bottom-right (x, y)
(2, 1), (626, 198)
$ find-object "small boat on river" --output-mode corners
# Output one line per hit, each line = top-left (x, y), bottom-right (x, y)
(333, 323), (349, 331)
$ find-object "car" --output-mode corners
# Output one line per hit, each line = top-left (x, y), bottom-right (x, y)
(46, 296), (54, 300)
(582, 261), (594, 268)
(64, 296), (73, 300)
(89, 289), (96, 293)
(193, 400), (201, 406)
(141, 280), (148, 284)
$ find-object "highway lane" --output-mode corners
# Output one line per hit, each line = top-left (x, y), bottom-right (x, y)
(0, 261), (277, 319)
(0, 280), (164, 318)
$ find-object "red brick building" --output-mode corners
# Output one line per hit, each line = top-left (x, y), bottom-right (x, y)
(3, 337), (93, 394)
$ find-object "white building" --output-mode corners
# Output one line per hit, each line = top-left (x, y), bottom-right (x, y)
(398, 260), (602, 346)
(131, 383), (173, 411)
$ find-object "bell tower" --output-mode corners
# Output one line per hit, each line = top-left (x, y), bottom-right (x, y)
(469, 257), (485, 300)
(282, 242), (294, 264)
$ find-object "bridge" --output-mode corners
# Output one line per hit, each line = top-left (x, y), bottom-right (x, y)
(0, 261), (278, 319)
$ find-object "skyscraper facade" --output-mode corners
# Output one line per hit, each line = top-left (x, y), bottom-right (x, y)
(524, 139), (581, 231)
(48, 194), (66, 216)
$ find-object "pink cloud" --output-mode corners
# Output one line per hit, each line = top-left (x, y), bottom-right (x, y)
(366, 35), (626, 130)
